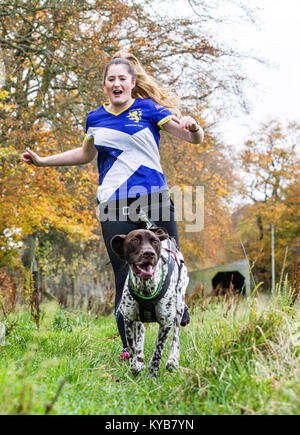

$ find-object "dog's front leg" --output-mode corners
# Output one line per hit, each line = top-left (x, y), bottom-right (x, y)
(167, 269), (188, 371)
(148, 324), (172, 378)
(134, 322), (146, 372)
(166, 307), (183, 371)
(124, 319), (145, 375)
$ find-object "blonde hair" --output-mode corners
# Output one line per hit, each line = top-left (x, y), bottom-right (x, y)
(107, 51), (181, 118)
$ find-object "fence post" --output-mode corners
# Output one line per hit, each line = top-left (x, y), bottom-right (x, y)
(271, 225), (275, 295)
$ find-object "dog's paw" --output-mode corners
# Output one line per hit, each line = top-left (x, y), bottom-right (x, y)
(148, 367), (158, 378)
(148, 358), (159, 378)
(166, 359), (179, 372)
(130, 359), (145, 376)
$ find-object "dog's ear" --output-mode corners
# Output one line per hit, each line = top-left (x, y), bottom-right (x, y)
(110, 235), (127, 260)
(149, 227), (169, 241)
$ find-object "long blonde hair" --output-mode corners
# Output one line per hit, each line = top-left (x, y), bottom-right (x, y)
(106, 51), (181, 118)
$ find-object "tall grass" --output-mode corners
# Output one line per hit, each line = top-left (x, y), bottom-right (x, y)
(0, 286), (299, 415)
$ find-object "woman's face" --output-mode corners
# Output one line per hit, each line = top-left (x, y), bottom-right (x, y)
(104, 64), (136, 108)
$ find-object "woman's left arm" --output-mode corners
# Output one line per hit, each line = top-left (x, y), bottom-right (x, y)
(163, 116), (204, 144)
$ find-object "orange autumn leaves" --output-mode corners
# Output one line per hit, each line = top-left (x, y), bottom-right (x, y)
(1, 0), (298, 285)
(0, 0), (237, 270)
(235, 121), (300, 283)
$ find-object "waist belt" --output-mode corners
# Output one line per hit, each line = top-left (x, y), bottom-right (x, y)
(97, 191), (171, 222)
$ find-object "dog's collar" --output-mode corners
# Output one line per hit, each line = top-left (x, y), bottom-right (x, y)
(128, 263), (164, 301)
(128, 251), (181, 323)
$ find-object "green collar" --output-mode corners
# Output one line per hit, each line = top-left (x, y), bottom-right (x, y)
(129, 264), (164, 300)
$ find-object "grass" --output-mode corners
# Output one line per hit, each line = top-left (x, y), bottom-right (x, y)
(0, 290), (299, 415)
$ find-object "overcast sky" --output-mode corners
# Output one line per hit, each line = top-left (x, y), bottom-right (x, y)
(154, 0), (300, 148)
(216, 0), (300, 147)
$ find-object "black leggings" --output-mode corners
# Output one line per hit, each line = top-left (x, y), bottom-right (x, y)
(100, 195), (179, 348)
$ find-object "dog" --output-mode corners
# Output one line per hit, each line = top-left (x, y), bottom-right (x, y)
(110, 227), (189, 377)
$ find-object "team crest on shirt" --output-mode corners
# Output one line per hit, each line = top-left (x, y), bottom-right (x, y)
(127, 109), (142, 123)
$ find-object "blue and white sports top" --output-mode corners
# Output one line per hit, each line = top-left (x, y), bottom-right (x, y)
(85, 98), (173, 203)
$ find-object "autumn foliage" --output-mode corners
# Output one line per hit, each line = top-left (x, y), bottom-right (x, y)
(234, 121), (300, 285)
(0, 0), (298, 305)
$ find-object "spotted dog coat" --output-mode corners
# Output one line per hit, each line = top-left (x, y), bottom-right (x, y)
(111, 228), (189, 377)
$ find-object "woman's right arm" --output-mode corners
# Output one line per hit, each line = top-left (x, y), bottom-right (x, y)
(21, 135), (97, 167)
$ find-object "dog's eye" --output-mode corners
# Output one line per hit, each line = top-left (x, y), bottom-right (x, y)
(131, 238), (139, 245)
(152, 239), (159, 245)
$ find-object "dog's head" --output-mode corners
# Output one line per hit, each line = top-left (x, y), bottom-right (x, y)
(110, 228), (169, 281)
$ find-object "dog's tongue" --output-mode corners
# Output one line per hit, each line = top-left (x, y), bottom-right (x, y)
(135, 264), (155, 279)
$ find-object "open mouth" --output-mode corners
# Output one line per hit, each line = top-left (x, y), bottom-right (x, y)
(113, 90), (123, 96)
(130, 261), (156, 280)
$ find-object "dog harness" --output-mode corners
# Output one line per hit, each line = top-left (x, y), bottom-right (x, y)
(128, 240), (184, 323)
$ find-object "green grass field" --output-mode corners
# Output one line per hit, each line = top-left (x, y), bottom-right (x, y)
(0, 291), (299, 415)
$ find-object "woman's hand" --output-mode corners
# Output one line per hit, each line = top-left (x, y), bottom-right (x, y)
(165, 115), (204, 144)
(21, 148), (45, 167)
(176, 115), (200, 132)
(21, 138), (97, 167)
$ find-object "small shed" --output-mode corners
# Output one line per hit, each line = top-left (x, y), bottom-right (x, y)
(188, 259), (251, 296)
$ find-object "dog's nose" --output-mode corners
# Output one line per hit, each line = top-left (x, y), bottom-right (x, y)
(142, 250), (156, 258)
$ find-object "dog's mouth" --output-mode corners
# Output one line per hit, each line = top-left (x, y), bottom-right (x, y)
(130, 261), (156, 280)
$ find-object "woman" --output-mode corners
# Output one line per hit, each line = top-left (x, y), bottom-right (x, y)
(22, 52), (204, 359)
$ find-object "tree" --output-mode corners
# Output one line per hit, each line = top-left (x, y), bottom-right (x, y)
(234, 121), (300, 286)
(0, 0), (259, 298)
(161, 126), (238, 269)
(0, 0), (135, 263)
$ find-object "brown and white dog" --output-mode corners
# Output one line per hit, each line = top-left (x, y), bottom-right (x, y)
(111, 228), (189, 377)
